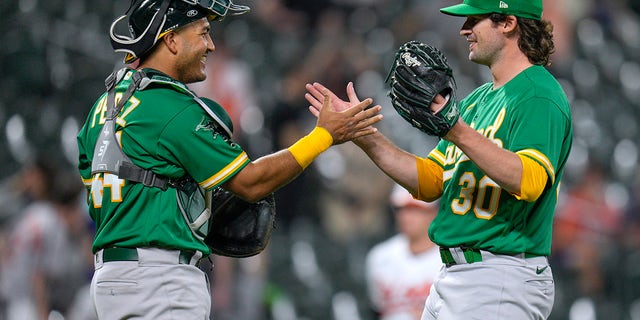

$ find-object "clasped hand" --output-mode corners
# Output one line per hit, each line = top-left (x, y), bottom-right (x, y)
(308, 83), (383, 145)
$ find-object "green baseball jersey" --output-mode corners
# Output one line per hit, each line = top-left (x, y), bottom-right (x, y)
(77, 69), (250, 254)
(427, 65), (572, 256)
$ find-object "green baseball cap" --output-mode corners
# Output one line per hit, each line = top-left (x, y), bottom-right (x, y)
(440, 0), (543, 20)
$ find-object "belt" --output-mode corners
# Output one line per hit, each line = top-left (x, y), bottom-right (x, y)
(100, 247), (199, 265)
(439, 247), (543, 266)
(440, 247), (482, 266)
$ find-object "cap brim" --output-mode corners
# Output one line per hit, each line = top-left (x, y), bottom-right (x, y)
(440, 4), (492, 17)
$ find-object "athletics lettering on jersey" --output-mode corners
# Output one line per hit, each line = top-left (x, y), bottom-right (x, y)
(443, 108), (507, 169)
(473, 107), (505, 148)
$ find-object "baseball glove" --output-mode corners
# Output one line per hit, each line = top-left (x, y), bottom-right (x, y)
(205, 188), (276, 258)
(386, 41), (459, 137)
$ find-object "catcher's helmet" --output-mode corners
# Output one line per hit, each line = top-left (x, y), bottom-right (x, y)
(110, 0), (250, 64)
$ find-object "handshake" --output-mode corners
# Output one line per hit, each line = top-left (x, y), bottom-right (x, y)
(305, 41), (459, 139)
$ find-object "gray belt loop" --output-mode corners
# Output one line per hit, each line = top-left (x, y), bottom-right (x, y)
(94, 250), (104, 269)
(450, 247), (466, 264)
(190, 251), (204, 265)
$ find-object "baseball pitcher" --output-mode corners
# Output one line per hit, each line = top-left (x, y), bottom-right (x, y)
(305, 0), (572, 319)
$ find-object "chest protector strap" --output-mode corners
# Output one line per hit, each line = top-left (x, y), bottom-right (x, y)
(90, 68), (186, 191)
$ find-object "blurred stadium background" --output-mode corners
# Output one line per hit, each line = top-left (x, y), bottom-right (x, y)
(1, 0), (640, 319)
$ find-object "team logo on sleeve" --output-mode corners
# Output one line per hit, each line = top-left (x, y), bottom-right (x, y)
(195, 116), (236, 146)
(196, 116), (215, 132)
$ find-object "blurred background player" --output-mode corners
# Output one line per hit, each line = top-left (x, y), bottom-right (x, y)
(365, 185), (441, 320)
(0, 168), (93, 320)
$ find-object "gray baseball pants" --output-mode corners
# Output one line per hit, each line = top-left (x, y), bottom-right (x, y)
(91, 247), (209, 320)
(422, 249), (554, 320)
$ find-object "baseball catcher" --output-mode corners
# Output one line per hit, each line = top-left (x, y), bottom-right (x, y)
(78, 0), (383, 317)
(386, 41), (460, 137)
(92, 67), (276, 259)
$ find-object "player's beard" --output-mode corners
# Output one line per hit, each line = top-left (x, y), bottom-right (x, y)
(468, 31), (505, 68)
(176, 46), (208, 84)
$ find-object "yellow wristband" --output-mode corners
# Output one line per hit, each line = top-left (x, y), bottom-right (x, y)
(288, 126), (333, 169)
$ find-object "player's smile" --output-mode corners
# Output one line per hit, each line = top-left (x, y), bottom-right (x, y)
(200, 55), (208, 71)
(175, 18), (214, 83)
(461, 15), (486, 59)
(467, 38), (477, 51)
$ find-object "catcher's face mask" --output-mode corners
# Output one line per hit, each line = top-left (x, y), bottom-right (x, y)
(110, 0), (250, 64)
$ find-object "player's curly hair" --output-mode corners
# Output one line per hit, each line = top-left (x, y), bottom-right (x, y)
(489, 14), (555, 67)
